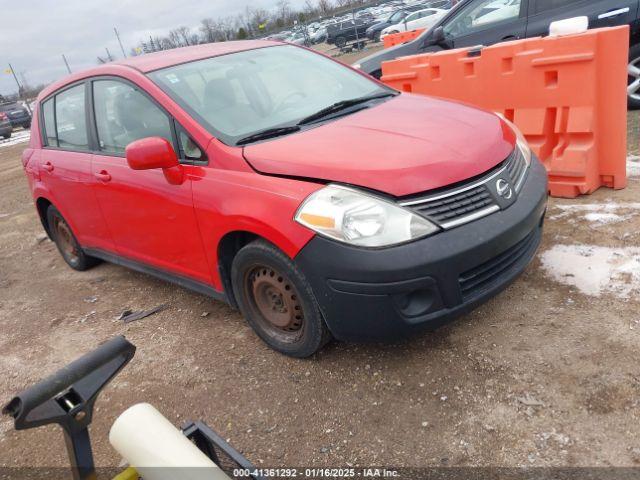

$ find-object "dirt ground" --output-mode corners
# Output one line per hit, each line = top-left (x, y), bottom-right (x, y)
(0, 99), (639, 472)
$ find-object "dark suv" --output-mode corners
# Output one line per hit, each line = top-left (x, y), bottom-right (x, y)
(0, 102), (32, 129)
(326, 19), (372, 47)
(356, 0), (640, 107)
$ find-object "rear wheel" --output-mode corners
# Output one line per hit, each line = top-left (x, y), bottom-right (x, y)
(2, 133), (10, 139)
(46, 206), (100, 271)
(231, 240), (331, 358)
(628, 43), (640, 109)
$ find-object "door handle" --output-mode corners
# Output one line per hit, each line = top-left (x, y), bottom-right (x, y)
(598, 7), (630, 19)
(94, 170), (111, 182)
(42, 161), (54, 173)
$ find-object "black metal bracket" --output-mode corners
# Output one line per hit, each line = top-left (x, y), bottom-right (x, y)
(182, 420), (266, 480)
(2, 336), (136, 480)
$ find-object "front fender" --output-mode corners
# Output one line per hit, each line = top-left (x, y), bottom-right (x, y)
(190, 168), (321, 290)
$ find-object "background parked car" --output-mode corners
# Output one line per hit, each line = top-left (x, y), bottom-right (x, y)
(0, 101), (31, 129)
(381, 7), (448, 38)
(356, 0), (640, 108)
(366, 5), (426, 42)
(309, 26), (328, 43)
(326, 18), (372, 47)
(0, 112), (12, 139)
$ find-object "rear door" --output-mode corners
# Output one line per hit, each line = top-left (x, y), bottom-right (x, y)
(526, 0), (639, 38)
(441, 0), (530, 48)
(38, 83), (114, 251)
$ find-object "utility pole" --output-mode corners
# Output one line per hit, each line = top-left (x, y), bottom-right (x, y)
(62, 54), (72, 74)
(6, 63), (31, 114)
(114, 27), (127, 58)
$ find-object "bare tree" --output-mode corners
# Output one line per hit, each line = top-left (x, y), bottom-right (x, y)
(317, 0), (333, 15)
(200, 18), (217, 43)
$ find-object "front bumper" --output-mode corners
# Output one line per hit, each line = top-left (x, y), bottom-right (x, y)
(295, 157), (548, 342)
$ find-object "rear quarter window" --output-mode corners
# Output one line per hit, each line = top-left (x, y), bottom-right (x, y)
(42, 98), (56, 146)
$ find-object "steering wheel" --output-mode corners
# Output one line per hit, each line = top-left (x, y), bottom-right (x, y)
(273, 91), (307, 113)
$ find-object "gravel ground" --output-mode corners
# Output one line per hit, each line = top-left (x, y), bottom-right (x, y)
(0, 100), (639, 472)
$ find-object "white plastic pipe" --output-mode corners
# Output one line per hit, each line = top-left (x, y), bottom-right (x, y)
(109, 403), (230, 480)
(549, 16), (589, 37)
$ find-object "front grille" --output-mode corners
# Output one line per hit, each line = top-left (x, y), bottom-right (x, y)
(459, 229), (539, 301)
(400, 148), (529, 229)
(505, 146), (528, 191)
(411, 184), (495, 224)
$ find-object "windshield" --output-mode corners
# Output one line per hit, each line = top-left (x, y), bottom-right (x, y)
(388, 10), (407, 23)
(148, 45), (390, 145)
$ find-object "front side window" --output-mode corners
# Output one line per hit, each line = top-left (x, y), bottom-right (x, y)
(55, 85), (89, 151)
(93, 80), (172, 154)
(444, 0), (523, 37)
(149, 45), (391, 145)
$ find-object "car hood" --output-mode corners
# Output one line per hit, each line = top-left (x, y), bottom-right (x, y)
(242, 94), (516, 197)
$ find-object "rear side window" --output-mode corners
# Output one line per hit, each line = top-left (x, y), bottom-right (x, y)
(534, 0), (585, 14)
(55, 85), (89, 151)
(42, 98), (56, 146)
(93, 80), (173, 154)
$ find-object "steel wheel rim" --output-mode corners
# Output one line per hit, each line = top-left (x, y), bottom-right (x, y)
(53, 217), (79, 265)
(628, 57), (640, 101)
(244, 265), (305, 343)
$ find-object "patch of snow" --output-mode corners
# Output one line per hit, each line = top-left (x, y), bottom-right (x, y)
(0, 130), (30, 148)
(540, 244), (640, 298)
(582, 212), (626, 225)
(628, 155), (640, 177)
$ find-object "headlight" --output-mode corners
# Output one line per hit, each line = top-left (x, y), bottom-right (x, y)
(497, 114), (531, 167)
(295, 185), (438, 247)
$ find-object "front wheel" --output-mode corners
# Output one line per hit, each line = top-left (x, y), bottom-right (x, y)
(231, 240), (331, 358)
(628, 44), (640, 109)
(335, 36), (347, 48)
(2, 133), (10, 139)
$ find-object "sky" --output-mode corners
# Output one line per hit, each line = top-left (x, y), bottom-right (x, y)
(0, 0), (309, 97)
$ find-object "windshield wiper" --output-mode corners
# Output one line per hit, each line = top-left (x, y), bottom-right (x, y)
(297, 92), (397, 125)
(236, 126), (301, 146)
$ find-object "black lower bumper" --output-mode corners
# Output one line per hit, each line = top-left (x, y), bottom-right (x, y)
(295, 157), (548, 342)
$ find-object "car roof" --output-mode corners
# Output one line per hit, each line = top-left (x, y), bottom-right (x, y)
(114, 40), (282, 73)
(38, 40), (283, 102)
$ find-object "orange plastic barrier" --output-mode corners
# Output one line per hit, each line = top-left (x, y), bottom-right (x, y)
(383, 29), (425, 48)
(381, 26), (629, 198)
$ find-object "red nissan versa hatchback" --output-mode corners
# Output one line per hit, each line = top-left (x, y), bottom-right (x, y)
(23, 41), (547, 357)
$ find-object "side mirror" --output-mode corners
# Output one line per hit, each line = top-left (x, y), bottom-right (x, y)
(431, 26), (445, 44)
(126, 137), (183, 185)
(126, 137), (179, 170)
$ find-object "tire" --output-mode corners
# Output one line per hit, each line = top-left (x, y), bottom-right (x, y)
(231, 239), (331, 358)
(628, 43), (640, 109)
(2, 133), (10, 139)
(46, 206), (100, 271)
(374, 31), (381, 43)
(335, 36), (347, 48)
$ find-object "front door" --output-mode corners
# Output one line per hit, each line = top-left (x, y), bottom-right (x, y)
(441, 0), (529, 47)
(88, 78), (211, 284)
